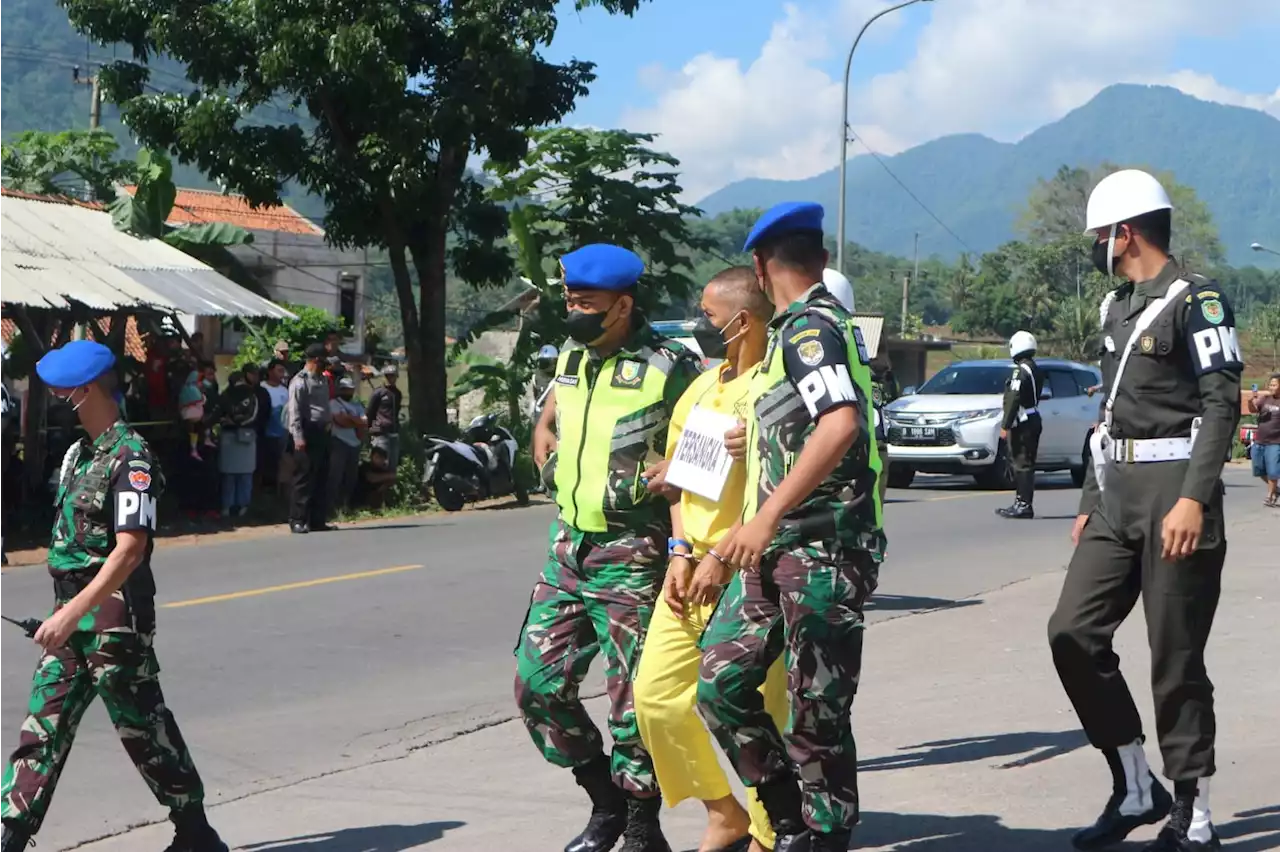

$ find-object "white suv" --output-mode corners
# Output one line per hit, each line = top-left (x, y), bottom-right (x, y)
(883, 359), (1102, 489)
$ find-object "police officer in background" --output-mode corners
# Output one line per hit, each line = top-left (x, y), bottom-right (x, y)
(1047, 170), (1241, 852)
(516, 244), (702, 852)
(996, 330), (1044, 519)
(2, 342), (226, 852)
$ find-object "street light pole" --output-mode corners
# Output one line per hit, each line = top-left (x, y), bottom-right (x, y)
(835, 0), (932, 277)
(1251, 241), (1280, 258)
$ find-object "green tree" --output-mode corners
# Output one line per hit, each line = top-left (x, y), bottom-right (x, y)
(1018, 165), (1093, 243)
(1049, 296), (1101, 362)
(230, 303), (346, 369)
(67, 0), (645, 435)
(1249, 303), (1280, 371)
(1019, 162), (1225, 267)
(1, 129), (138, 201)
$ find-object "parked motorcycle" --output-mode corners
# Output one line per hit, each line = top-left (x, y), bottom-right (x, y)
(422, 413), (519, 511)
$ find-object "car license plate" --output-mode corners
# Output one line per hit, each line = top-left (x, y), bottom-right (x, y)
(905, 426), (936, 441)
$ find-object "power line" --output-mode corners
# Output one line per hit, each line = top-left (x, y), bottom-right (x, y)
(847, 129), (976, 256)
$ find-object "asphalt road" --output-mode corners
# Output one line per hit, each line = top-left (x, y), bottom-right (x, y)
(0, 467), (1262, 849)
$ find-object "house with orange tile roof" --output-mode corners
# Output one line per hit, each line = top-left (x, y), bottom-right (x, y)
(123, 187), (370, 356)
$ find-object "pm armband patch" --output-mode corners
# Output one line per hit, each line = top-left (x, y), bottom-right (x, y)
(1191, 326), (1243, 373)
(796, 364), (857, 417)
(116, 490), (158, 530)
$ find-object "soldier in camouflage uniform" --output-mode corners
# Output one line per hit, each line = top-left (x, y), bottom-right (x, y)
(696, 203), (886, 852)
(1, 341), (226, 852)
(517, 245), (702, 852)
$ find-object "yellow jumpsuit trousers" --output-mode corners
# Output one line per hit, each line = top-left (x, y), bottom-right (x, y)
(635, 592), (789, 849)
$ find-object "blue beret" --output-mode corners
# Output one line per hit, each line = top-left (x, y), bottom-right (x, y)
(35, 340), (116, 389)
(560, 244), (645, 292)
(743, 201), (825, 252)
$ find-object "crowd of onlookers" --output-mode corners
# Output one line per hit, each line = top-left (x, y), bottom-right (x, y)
(155, 330), (405, 530)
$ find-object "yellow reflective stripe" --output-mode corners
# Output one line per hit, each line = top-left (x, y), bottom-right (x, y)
(553, 349), (588, 526)
(553, 349), (669, 533)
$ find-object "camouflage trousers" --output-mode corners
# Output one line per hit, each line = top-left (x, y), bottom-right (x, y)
(1, 630), (204, 833)
(697, 546), (878, 833)
(514, 519), (665, 796)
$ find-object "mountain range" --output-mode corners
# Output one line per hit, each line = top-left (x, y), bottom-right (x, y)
(697, 84), (1280, 268)
(3, 0), (1277, 269)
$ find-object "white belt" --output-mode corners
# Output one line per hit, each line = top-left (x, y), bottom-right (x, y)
(1108, 436), (1193, 463)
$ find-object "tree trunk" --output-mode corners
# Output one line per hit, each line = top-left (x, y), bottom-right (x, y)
(405, 142), (468, 437)
(385, 242), (427, 438)
(409, 242), (449, 436)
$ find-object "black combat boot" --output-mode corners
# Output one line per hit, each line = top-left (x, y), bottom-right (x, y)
(1141, 780), (1221, 851)
(755, 777), (812, 852)
(1, 823), (33, 852)
(1073, 745), (1172, 850)
(565, 756), (627, 852)
(163, 805), (229, 852)
(618, 795), (671, 852)
(995, 499), (1034, 519)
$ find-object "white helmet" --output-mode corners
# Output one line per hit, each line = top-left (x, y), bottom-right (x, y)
(1084, 169), (1173, 234)
(1009, 330), (1036, 359)
(822, 268), (855, 312)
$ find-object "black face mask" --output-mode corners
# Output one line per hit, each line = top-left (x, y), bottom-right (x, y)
(565, 302), (618, 345)
(691, 315), (728, 360)
(1090, 239), (1113, 276)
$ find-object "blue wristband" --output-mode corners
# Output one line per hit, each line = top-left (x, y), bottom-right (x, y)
(668, 537), (692, 556)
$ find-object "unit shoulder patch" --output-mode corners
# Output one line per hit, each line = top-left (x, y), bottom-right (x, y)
(788, 328), (821, 345)
(1200, 298), (1224, 325)
(797, 340), (825, 366)
(611, 359), (647, 389)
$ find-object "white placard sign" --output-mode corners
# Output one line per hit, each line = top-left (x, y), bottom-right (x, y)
(665, 405), (739, 501)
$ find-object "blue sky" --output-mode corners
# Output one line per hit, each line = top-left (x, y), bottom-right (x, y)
(539, 0), (1280, 201)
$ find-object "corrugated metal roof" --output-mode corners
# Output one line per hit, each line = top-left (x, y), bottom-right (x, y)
(852, 313), (884, 359)
(0, 194), (295, 319)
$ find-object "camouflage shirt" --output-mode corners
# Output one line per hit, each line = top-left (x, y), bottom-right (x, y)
(744, 285), (886, 560)
(48, 421), (163, 631)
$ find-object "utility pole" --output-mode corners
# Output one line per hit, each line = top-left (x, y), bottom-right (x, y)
(73, 66), (101, 130)
(911, 231), (920, 295)
(901, 273), (910, 336)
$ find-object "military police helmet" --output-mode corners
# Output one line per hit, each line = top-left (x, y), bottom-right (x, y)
(822, 268), (855, 312)
(1009, 330), (1037, 359)
(1084, 169), (1173, 234)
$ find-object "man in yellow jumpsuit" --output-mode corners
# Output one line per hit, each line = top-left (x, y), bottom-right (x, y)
(634, 267), (789, 852)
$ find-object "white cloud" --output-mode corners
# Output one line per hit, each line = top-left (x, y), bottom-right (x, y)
(621, 0), (1280, 202)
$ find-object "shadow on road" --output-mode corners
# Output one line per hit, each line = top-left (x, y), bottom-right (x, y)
(331, 522), (449, 532)
(855, 811), (1079, 850)
(834, 803), (1279, 850)
(239, 821), (465, 851)
(865, 594), (982, 614)
(860, 729), (1088, 772)
(1220, 805), (1280, 852)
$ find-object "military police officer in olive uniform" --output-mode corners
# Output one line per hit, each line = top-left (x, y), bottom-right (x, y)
(2, 341), (226, 852)
(997, 330), (1045, 519)
(1048, 170), (1241, 852)
(515, 244), (702, 852)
